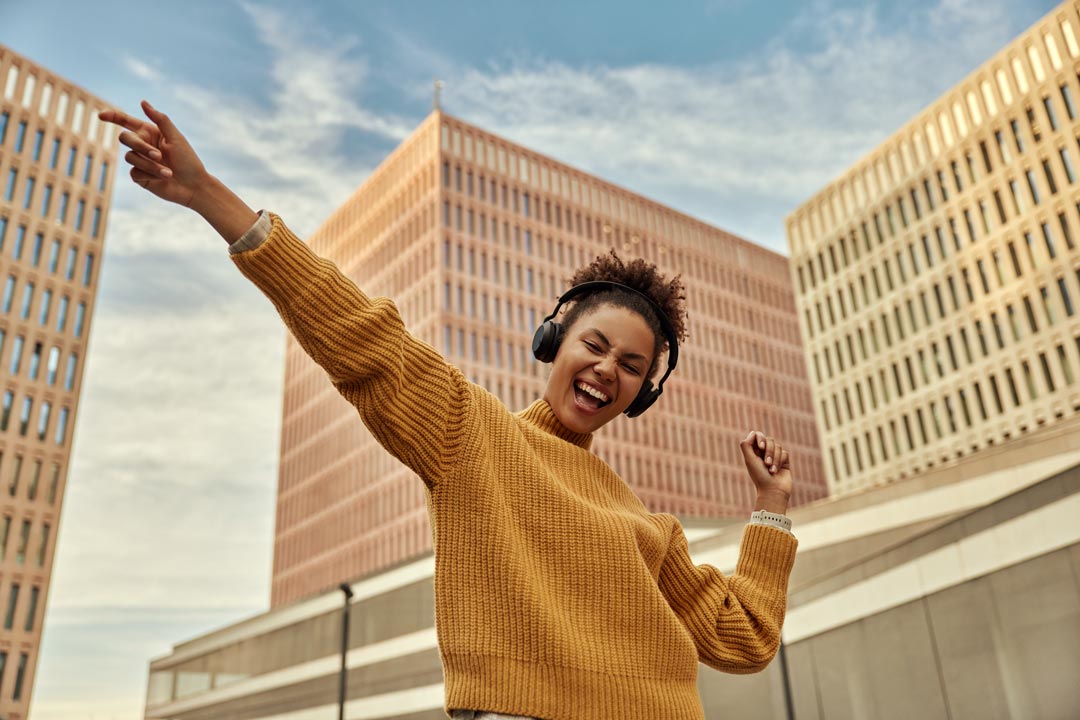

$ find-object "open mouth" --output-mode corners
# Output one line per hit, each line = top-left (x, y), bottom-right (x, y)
(573, 380), (612, 411)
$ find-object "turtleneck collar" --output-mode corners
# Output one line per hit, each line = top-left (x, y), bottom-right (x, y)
(517, 399), (593, 450)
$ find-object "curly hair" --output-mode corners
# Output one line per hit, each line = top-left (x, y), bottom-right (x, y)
(560, 250), (687, 379)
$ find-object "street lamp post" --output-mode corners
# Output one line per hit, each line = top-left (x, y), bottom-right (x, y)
(338, 583), (354, 720)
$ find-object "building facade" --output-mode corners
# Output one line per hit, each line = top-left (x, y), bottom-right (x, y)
(142, 422), (1080, 719)
(272, 111), (828, 606)
(787, 0), (1080, 495)
(0, 46), (117, 718)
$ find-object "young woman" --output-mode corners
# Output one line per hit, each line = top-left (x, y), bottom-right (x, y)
(101, 101), (798, 720)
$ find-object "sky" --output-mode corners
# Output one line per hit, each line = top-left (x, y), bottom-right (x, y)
(0, 0), (1061, 717)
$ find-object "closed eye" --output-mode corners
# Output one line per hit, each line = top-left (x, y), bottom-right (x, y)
(622, 363), (641, 375)
(584, 341), (602, 354)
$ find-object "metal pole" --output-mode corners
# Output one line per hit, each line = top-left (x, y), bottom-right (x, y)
(778, 640), (795, 720)
(338, 583), (354, 720)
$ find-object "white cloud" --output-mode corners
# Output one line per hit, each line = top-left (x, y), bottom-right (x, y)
(120, 54), (161, 82)
(441, 0), (1025, 252)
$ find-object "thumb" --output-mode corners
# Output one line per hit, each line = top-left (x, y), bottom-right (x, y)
(141, 100), (181, 140)
(739, 430), (762, 464)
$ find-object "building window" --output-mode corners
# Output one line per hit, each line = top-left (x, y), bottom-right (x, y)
(9, 335), (24, 375)
(56, 406), (69, 445)
(19, 282), (33, 320)
(46, 346), (59, 385)
(18, 396), (32, 436)
(0, 391), (12, 432)
(36, 523), (48, 566)
(14, 121), (26, 153)
(37, 401), (50, 441)
(2, 275), (15, 312)
(15, 520), (29, 564)
(3, 583), (18, 630)
(56, 295), (69, 331)
(4, 168), (16, 202)
(12, 652), (27, 701)
(23, 586), (38, 632)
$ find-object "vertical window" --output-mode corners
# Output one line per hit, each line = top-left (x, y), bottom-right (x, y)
(46, 346), (59, 385)
(0, 217), (6, 250)
(14, 121), (26, 152)
(1043, 96), (1059, 131)
(22, 176), (34, 209)
(48, 240), (60, 272)
(82, 153), (92, 183)
(2, 275), (15, 312)
(98, 161), (108, 191)
(49, 137), (60, 169)
(65, 247), (77, 279)
(91, 207), (101, 239)
(57, 191), (69, 224)
(74, 200), (85, 231)
(13, 224), (25, 259)
(83, 253), (94, 285)
(37, 401), (50, 441)
(15, 520), (29, 564)
(0, 518), (8, 561)
(8, 456), (22, 497)
(3, 168), (15, 201)
(28, 342), (41, 380)
(66, 146), (77, 176)
(31, 232), (43, 265)
(47, 463), (59, 504)
(31, 130), (43, 161)
(36, 523), (48, 566)
(23, 586), (38, 632)
(26, 460), (40, 501)
(39, 184), (51, 218)
(1061, 147), (1076, 184)
(3, 583), (19, 630)
(18, 396), (32, 436)
(56, 406), (69, 445)
(9, 335), (24, 375)
(0, 391), (12, 431)
(56, 295), (69, 331)
(12, 652), (27, 701)
(39, 288), (51, 326)
(19, 282), (33, 320)
(0, 111), (7, 143)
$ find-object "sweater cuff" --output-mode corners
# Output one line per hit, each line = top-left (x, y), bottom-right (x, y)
(735, 523), (798, 601)
(228, 209), (272, 254)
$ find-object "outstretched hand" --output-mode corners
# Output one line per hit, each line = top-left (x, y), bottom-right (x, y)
(98, 100), (208, 207)
(739, 430), (793, 513)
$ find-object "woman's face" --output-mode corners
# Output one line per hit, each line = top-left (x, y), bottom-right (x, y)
(542, 304), (656, 435)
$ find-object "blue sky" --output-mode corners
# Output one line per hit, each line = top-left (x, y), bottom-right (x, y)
(0, 0), (1061, 717)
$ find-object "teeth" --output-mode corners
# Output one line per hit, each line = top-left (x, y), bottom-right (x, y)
(576, 381), (610, 402)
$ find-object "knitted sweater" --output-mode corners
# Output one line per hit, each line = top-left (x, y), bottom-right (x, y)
(231, 213), (798, 720)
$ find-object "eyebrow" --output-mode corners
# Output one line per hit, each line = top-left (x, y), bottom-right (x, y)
(588, 329), (649, 364)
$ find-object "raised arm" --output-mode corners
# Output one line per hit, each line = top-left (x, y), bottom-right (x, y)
(99, 100), (258, 243)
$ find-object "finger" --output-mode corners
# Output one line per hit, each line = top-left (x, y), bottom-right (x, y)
(780, 449), (790, 469)
(130, 166), (158, 187)
(141, 100), (182, 141)
(99, 108), (150, 133)
(124, 150), (173, 178)
(118, 130), (162, 161)
(755, 431), (766, 454)
(741, 431), (764, 463)
(764, 437), (776, 471)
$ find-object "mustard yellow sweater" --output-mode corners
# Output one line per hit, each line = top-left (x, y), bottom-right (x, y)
(231, 214), (798, 720)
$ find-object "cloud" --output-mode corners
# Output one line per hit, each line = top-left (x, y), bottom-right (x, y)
(120, 54), (161, 82)
(440, 0), (1030, 252)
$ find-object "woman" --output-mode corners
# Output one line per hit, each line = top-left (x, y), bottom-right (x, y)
(101, 101), (797, 720)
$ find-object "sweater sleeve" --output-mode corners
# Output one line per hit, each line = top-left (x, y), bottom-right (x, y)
(657, 521), (797, 674)
(230, 213), (470, 488)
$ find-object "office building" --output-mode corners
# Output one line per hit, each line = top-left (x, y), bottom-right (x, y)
(0, 45), (117, 718)
(787, 0), (1080, 494)
(272, 110), (828, 605)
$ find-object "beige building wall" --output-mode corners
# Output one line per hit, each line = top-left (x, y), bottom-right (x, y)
(272, 111), (828, 606)
(787, 0), (1080, 496)
(0, 46), (117, 719)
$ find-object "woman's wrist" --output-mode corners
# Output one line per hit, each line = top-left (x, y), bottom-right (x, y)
(754, 489), (791, 515)
(188, 173), (259, 245)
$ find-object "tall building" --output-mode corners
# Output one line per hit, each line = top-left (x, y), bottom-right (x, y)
(0, 46), (116, 718)
(787, 0), (1080, 496)
(272, 111), (827, 605)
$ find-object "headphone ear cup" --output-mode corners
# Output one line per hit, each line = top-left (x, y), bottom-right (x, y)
(624, 381), (659, 418)
(531, 321), (563, 363)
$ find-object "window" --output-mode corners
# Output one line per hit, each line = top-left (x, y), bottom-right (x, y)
(31, 130), (43, 161)
(74, 301), (86, 337)
(56, 295), (69, 331)
(0, 392), (12, 431)
(39, 288), (51, 326)
(22, 176), (34, 209)
(15, 520), (29, 564)
(98, 161), (108, 191)
(19, 396), (32, 436)
(56, 406), (69, 445)
(91, 207), (101, 239)
(9, 335), (24, 375)
(82, 153), (92, 183)
(3, 583), (18, 629)
(47, 346), (59, 385)
(49, 137), (60, 169)
(19, 282), (33, 320)
(14, 121), (26, 152)
(4, 168), (16, 201)
(57, 191), (69, 224)
(36, 523), (48, 566)
(8, 456), (21, 497)
(26, 460), (40, 501)
(65, 247), (77, 279)
(0, 217), (6, 250)
(83, 253), (94, 285)
(12, 224), (25, 259)
(12, 652), (26, 701)
(0, 518), (8, 561)
(66, 146), (77, 176)
(28, 342), (41, 380)
(37, 401), (50, 441)
(2, 275), (15, 312)
(0, 111), (7, 144)
(23, 587), (38, 632)
(31, 232), (43, 265)
(74, 200), (85, 231)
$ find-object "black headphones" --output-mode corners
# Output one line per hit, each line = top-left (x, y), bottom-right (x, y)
(531, 281), (679, 418)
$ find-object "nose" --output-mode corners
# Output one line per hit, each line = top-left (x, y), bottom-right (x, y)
(593, 354), (617, 382)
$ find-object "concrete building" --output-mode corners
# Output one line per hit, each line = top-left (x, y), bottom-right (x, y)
(272, 110), (827, 605)
(0, 46), (118, 719)
(787, 0), (1080, 495)
(141, 425), (1080, 720)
